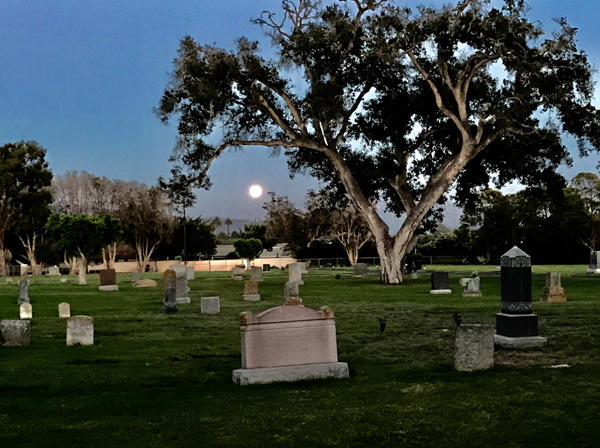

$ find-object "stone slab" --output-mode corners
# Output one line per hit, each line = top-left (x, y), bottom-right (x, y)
(99, 268), (117, 286)
(47, 266), (60, 276)
(59, 302), (70, 318)
(176, 297), (191, 304)
(586, 269), (600, 274)
(455, 324), (494, 372)
(131, 272), (141, 283)
(99, 285), (119, 291)
(496, 313), (539, 337)
(233, 275), (243, 281)
(66, 316), (94, 346)
(1, 319), (31, 346)
(243, 294), (261, 302)
(60, 278), (68, 283)
(430, 289), (452, 294)
(232, 362), (349, 385)
(493, 334), (547, 349)
(201, 296), (220, 314)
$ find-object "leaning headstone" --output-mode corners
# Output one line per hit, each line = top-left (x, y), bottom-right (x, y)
(232, 266), (244, 280)
(1, 320), (31, 346)
(232, 305), (349, 385)
(59, 302), (71, 318)
(130, 272), (141, 283)
(186, 266), (195, 281)
(134, 279), (158, 288)
(460, 277), (482, 297)
(169, 265), (190, 304)
(430, 271), (451, 294)
(288, 262), (305, 286)
(587, 251), (600, 274)
(201, 296), (220, 314)
(18, 274), (30, 305)
(47, 265), (61, 276)
(99, 269), (119, 291)
(243, 280), (261, 301)
(263, 264), (271, 272)
(455, 324), (495, 371)
(162, 269), (178, 314)
(250, 266), (263, 282)
(284, 281), (303, 306)
(540, 272), (566, 302)
(353, 263), (368, 278)
(495, 246), (546, 348)
(66, 316), (94, 346)
(20, 303), (32, 319)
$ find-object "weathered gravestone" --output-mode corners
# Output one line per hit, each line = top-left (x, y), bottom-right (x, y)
(460, 277), (482, 297)
(232, 266), (244, 280)
(47, 265), (60, 276)
(201, 296), (220, 314)
(59, 302), (70, 318)
(243, 281), (261, 301)
(232, 305), (349, 385)
(66, 316), (94, 346)
(60, 278), (68, 283)
(131, 272), (141, 283)
(284, 281), (303, 306)
(98, 269), (118, 291)
(353, 263), (368, 278)
(430, 271), (451, 294)
(540, 272), (566, 303)
(20, 303), (32, 319)
(168, 265), (190, 303)
(495, 246), (546, 348)
(250, 266), (263, 282)
(454, 324), (495, 372)
(18, 274), (30, 305)
(162, 269), (178, 314)
(1, 320), (31, 346)
(587, 251), (600, 274)
(20, 264), (28, 276)
(263, 264), (271, 272)
(186, 266), (195, 281)
(288, 262), (305, 286)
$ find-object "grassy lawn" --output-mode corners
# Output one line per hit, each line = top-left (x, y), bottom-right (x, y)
(1, 267), (600, 447)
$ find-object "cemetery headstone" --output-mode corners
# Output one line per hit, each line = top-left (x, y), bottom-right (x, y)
(66, 316), (94, 346)
(430, 271), (451, 294)
(454, 324), (495, 371)
(232, 305), (349, 385)
(169, 265), (190, 303)
(540, 272), (566, 302)
(460, 277), (482, 297)
(201, 296), (220, 314)
(495, 246), (546, 348)
(232, 266), (244, 280)
(6, 277), (12, 283)
(20, 303), (32, 319)
(186, 266), (195, 281)
(263, 264), (271, 272)
(250, 266), (263, 282)
(284, 281), (303, 306)
(243, 280), (261, 301)
(60, 278), (68, 283)
(353, 263), (368, 278)
(1, 319), (31, 346)
(47, 265), (60, 276)
(20, 264), (28, 276)
(18, 274), (30, 304)
(134, 279), (158, 288)
(131, 272), (141, 283)
(98, 269), (118, 291)
(162, 269), (178, 314)
(587, 251), (600, 274)
(288, 262), (305, 286)
(59, 302), (71, 318)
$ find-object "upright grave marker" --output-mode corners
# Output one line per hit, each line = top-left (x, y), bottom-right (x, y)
(1, 320), (31, 346)
(495, 246), (546, 348)
(59, 302), (71, 318)
(587, 251), (600, 274)
(18, 273), (30, 305)
(47, 266), (60, 276)
(288, 262), (305, 286)
(162, 269), (178, 314)
(353, 263), (368, 278)
(201, 297), (220, 314)
(250, 266), (263, 282)
(231, 267), (244, 280)
(243, 281), (261, 301)
(66, 316), (94, 346)
(186, 266), (195, 281)
(284, 281), (303, 306)
(99, 269), (118, 291)
(460, 277), (482, 297)
(430, 272), (451, 294)
(540, 272), (566, 303)
(168, 265), (190, 303)
(20, 303), (32, 319)
(131, 272), (141, 283)
(454, 324), (494, 371)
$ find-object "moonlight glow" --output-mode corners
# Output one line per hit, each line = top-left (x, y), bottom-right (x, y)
(249, 184), (263, 198)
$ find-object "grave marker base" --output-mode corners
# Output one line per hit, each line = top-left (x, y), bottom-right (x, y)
(176, 297), (191, 304)
(243, 294), (261, 302)
(493, 334), (547, 349)
(586, 269), (600, 274)
(99, 285), (119, 291)
(430, 289), (452, 295)
(232, 362), (349, 385)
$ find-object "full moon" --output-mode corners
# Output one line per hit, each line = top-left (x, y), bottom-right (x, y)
(248, 184), (263, 198)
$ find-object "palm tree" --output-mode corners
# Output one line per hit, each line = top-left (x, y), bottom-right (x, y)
(225, 218), (233, 236)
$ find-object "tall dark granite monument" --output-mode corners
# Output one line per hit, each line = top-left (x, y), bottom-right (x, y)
(494, 247), (546, 348)
(430, 271), (451, 294)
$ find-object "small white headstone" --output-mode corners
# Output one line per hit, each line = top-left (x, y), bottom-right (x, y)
(48, 266), (60, 276)
(20, 264), (28, 276)
(66, 316), (94, 346)
(60, 278), (68, 283)
(59, 302), (70, 318)
(186, 266), (195, 281)
(20, 303), (32, 319)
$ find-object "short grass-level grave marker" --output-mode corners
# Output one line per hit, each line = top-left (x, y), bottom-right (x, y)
(200, 296), (220, 314)
(540, 272), (566, 302)
(134, 279), (157, 288)
(460, 275), (482, 297)
(430, 271), (451, 294)
(98, 269), (118, 291)
(587, 251), (600, 274)
(162, 269), (178, 314)
(66, 316), (94, 346)
(1, 319), (31, 346)
(232, 305), (349, 385)
(250, 266), (263, 282)
(19, 303), (32, 319)
(243, 280), (260, 302)
(353, 263), (368, 278)
(58, 302), (70, 318)
(18, 273), (30, 304)
(169, 265), (190, 304)
(495, 246), (546, 348)
(454, 324), (494, 371)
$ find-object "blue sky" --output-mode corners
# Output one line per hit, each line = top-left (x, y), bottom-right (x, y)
(0, 0), (599, 225)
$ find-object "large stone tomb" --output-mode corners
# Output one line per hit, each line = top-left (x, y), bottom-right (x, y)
(232, 305), (349, 385)
(495, 246), (546, 348)
(66, 316), (94, 346)
(430, 271), (451, 294)
(168, 265), (190, 304)
(162, 269), (178, 314)
(201, 296), (220, 314)
(231, 266), (244, 280)
(98, 269), (119, 291)
(540, 272), (566, 303)
(47, 265), (61, 276)
(460, 277), (482, 297)
(18, 274), (30, 304)
(186, 266), (195, 281)
(288, 262), (306, 286)
(59, 302), (71, 318)
(250, 266), (263, 282)
(587, 251), (600, 274)
(1, 320), (31, 346)
(455, 324), (494, 371)
(243, 281), (261, 301)
(353, 263), (368, 278)
(20, 303), (32, 319)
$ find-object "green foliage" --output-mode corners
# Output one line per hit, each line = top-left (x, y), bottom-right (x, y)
(238, 222), (275, 252)
(34, 238), (62, 266)
(233, 238), (263, 262)
(156, 217), (217, 260)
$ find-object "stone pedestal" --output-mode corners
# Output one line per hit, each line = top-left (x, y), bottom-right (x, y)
(284, 281), (303, 306)
(430, 271), (451, 294)
(66, 316), (94, 346)
(540, 272), (566, 302)
(201, 297), (220, 314)
(243, 280), (261, 301)
(134, 279), (157, 288)
(59, 302), (70, 318)
(495, 246), (546, 349)
(460, 277), (482, 297)
(353, 263), (368, 278)
(587, 251), (600, 274)
(455, 324), (494, 371)
(1, 320), (31, 346)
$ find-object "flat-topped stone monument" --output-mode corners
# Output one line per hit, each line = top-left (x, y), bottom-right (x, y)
(232, 266), (244, 280)
(495, 246), (546, 348)
(540, 272), (566, 302)
(353, 263), (368, 278)
(243, 280), (261, 301)
(430, 271), (451, 294)
(288, 262), (306, 286)
(169, 265), (190, 304)
(460, 277), (481, 297)
(18, 273), (30, 304)
(232, 305), (349, 385)
(1, 320), (31, 346)
(455, 324), (494, 371)
(250, 266), (263, 282)
(99, 269), (118, 291)
(201, 296), (220, 314)
(131, 272), (141, 283)
(66, 316), (94, 346)
(20, 303), (32, 319)
(162, 269), (178, 314)
(186, 266), (195, 281)
(587, 251), (600, 274)
(47, 265), (60, 276)
(59, 302), (70, 318)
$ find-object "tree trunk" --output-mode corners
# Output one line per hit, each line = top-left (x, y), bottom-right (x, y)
(66, 254), (78, 275)
(346, 244), (359, 265)
(78, 254), (87, 285)
(103, 243), (118, 269)
(19, 233), (43, 276)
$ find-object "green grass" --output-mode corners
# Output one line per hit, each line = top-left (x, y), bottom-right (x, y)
(1, 267), (600, 447)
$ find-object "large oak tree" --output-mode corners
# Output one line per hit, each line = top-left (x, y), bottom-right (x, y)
(157, 0), (600, 283)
